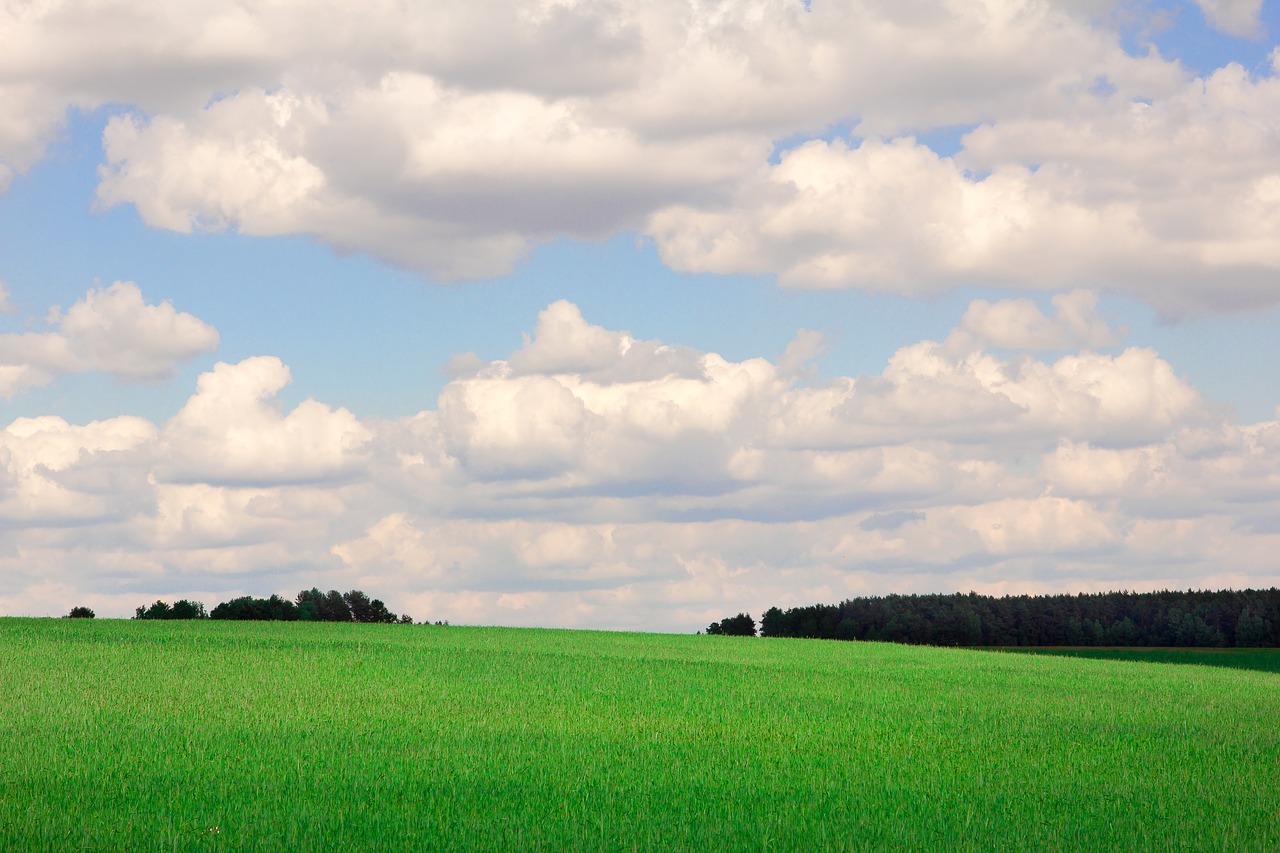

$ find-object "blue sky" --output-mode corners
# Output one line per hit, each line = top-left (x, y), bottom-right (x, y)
(1, 0), (1278, 627)
(7, 105), (1279, 426)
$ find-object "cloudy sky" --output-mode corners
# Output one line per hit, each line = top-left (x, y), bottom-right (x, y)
(2, 0), (1279, 629)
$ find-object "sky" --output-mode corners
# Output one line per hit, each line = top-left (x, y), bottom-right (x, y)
(2, 0), (1280, 630)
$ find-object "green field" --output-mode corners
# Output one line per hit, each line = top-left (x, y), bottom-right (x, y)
(989, 645), (1280, 674)
(2, 619), (1278, 851)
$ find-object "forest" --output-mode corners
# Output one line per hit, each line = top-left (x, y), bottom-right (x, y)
(720, 588), (1280, 647)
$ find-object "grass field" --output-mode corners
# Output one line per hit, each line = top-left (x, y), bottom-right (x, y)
(2, 618), (1278, 851)
(988, 645), (1280, 674)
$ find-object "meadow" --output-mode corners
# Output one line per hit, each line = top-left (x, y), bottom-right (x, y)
(993, 645), (1280, 675)
(2, 618), (1277, 851)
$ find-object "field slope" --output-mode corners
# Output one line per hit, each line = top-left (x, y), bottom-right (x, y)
(991, 645), (1280, 674)
(2, 618), (1277, 851)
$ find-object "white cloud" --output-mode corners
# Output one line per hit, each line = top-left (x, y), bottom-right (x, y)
(944, 290), (1122, 353)
(0, 281), (218, 396)
(96, 94), (328, 236)
(0, 365), (53, 399)
(157, 356), (372, 486)
(0, 81), (70, 192)
(94, 77), (761, 278)
(507, 300), (705, 382)
(2, 298), (1279, 628)
(0, 415), (157, 525)
(10, 0), (1279, 310)
(1195, 0), (1263, 38)
(648, 82), (1280, 314)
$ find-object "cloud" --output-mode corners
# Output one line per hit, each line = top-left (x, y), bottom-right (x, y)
(96, 94), (328, 237)
(0, 415), (157, 526)
(648, 83), (1280, 314)
(943, 290), (1123, 354)
(157, 356), (372, 486)
(11, 1), (1280, 310)
(94, 81), (759, 279)
(0, 365), (52, 400)
(0, 81), (69, 192)
(1195, 0), (1263, 38)
(2, 298), (1278, 628)
(0, 281), (219, 396)
(507, 299), (705, 382)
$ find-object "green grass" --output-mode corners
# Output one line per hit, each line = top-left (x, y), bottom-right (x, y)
(985, 645), (1280, 674)
(2, 618), (1278, 851)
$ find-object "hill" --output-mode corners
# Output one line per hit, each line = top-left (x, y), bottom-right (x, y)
(2, 618), (1277, 850)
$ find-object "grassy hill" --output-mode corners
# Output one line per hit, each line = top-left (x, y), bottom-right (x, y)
(993, 645), (1280, 674)
(2, 618), (1277, 850)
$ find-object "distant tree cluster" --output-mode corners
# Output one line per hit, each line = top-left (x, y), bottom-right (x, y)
(132, 589), (415, 624)
(291, 588), (407, 623)
(209, 594), (300, 621)
(710, 588), (1280, 648)
(705, 613), (757, 636)
(134, 599), (207, 620)
(65, 606), (95, 619)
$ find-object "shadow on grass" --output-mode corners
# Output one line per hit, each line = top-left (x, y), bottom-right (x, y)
(983, 646), (1280, 675)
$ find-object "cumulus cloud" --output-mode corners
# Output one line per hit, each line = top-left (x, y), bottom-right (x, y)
(1195, 0), (1263, 38)
(5, 298), (1279, 627)
(507, 299), (706, 382)
(157, 356), (372, 486)
(0, 281), (219, 396)
(0, 415), (157, 525)
(648, 81), (1280, 314)
(94, 79), (759, 278)
(943, 290), (1123, 354)
(5, 1), (1278, 308)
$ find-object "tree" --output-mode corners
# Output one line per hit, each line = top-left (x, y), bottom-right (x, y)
(1236, 608), (1273, 647)
(1107, 617), (1141, 646)
(170, 599), (207, 619)
(323, 589), (352, 622)
(66, 606), (95, 619)
(136, 600), (171, 620)
(958, 605), (983, 645)
(296, 588), (324, 621)
(295, 588), (345, 621)
(340, 590), (399, 623)
(760, 606), (785, 638)
(262, 594), (299, 621)
(211, 594), (299, 621)
(133, 599), (206, 620)
(706, 612), (756, 636)
(366, 598), (397, 623)
(751, 587), (1279, 648)
(211, 596), (253, 620)
(343, 589), (373, 622)
(296, 588), (354, 622)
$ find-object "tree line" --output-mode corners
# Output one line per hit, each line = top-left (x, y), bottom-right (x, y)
(707, 588), (1280, 647)
(704, 613), (757, 636)
(115, 588), (416, 623)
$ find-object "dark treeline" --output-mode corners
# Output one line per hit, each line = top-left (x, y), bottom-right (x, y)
(705, 613), (757, 636)
(135, 599), (207, 620)
(728, 588), (1280, 648)
(130, 588), (414, 624)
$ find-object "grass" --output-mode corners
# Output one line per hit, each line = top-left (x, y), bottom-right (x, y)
(2, 618), (1278, 851)
(985, 645), (1280, 675)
